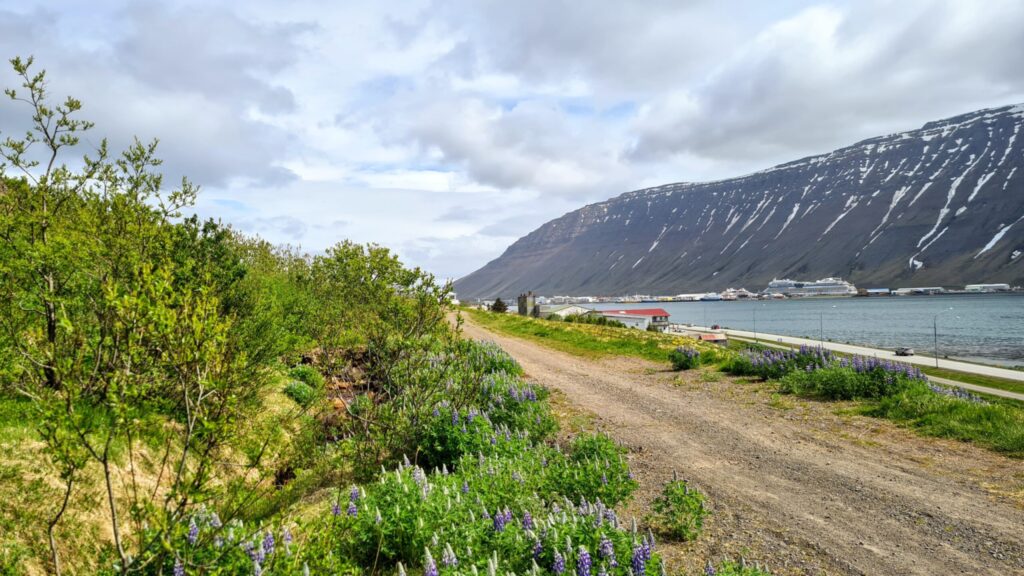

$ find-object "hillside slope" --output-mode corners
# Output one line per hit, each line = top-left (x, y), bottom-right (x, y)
(456, 104), (1024, 299)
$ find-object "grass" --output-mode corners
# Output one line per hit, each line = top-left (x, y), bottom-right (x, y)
(463, 308), (717, 362)
(918, 366), (1024, 396)
(863, 388), (1024, 457)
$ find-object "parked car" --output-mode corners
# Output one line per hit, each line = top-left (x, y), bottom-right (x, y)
(894, 347), (915, 356)
(711, 324), (721, 330)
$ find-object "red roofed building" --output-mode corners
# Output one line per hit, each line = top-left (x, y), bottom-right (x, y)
(589, 308), (671, 332)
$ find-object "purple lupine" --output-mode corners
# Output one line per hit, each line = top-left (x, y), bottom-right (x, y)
(631, 546), (646, 576)
(209, 512), (222, 529)
(187, 519), (199, 545)
(347, 501), (358, 517)
(350, 486), (360, 502)
(424, 549), (439, 576)
(331, 502), (342, 516)
(533, 539), (544, 559)
(461, 481), (470, 494)
(493, 509), (508, 533)
(174, 557), (185, 576)
(553, 550), (566, 575)
(264, 528), (276, 557)
(598, 536), (616, 566)
(704, 562), (716, 576)
(577, 548), (592, 576)
(522, 511), (534, 531)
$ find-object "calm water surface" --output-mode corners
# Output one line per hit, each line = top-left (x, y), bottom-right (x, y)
(592, 293), (1024, 367)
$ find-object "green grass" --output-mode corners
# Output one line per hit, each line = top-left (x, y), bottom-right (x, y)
(463, 308), (713, 363)
(918, 366), (1024, 396)
(863, 387), (1024, 457)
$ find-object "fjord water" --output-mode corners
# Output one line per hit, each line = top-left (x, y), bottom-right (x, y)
(595, 293), (1024, 367)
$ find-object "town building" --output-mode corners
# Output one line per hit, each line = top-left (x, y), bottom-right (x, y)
(589, 308), (671, 331)
(536, 304), (594, 318)
(964, 283), (1010, 292)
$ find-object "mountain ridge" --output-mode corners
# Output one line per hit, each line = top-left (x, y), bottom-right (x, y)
(455, 104), (1024, 299)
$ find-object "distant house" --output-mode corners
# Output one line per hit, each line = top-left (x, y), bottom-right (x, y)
(536, 304), (593, 318)
(589, 308), (671, 331)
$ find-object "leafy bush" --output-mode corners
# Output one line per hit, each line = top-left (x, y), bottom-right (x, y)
(288, 364), (325, 390)
(283, 380), (318, 408)
(648, 479), (708, 541)
(668, 347), (701, 370)
(778, 365), (922, 400)
(547, 433), (639, 506)
(723, 346), (835, 380)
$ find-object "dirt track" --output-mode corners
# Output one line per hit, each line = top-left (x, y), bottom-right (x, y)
(460, 318), (1024, 575)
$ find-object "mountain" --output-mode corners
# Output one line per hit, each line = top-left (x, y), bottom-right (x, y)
(455, 104), (1024, 299)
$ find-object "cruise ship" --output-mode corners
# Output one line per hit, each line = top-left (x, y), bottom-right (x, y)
(764, 277), (857, 297)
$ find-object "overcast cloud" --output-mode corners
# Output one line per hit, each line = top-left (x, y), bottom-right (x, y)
(1, 0), (1022, 280)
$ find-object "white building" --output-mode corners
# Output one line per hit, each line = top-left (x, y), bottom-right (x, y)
(590, 308), (671, 331)
(965, 283), (1010, 292)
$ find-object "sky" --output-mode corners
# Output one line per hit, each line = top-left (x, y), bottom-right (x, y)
(1, 0), (1023, 281)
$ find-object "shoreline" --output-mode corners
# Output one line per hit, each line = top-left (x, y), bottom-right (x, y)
(674, 324), (1024, 383)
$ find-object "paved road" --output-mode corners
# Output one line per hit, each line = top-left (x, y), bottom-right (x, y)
(462, 317), (1024, 576)
(675, 325), (1024, 381)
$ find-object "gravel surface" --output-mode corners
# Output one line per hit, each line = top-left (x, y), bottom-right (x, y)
(461, 318), (1024, 576)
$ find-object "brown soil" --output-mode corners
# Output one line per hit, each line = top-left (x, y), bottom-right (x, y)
(460, 317), (1024, 576)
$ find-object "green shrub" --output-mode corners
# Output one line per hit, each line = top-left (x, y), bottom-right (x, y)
(778, 365), (921, 400)
(288, 364), (325, 390)
(546, 433), (638, 506)
(283, 380), (318, 408)
(668, 346), (701, 370)
(648, 478), (708, 541)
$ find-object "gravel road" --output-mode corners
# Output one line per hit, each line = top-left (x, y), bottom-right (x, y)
(460, 318), (1024, 575)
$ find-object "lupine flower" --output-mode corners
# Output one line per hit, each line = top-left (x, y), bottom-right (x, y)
(631, 546), (646, 576)
(283, 527), (293, 545)
(253, 561), (262, 576)
(533, 539), (543, 559)
(174, 557), (185, 576)
(424, 549), (439, 576)
(347, 501), (358, 517)
(461, 481), (470, 494)
(704, 562), (716, 576)
(187, 519), (199, 545)
(442, 543), (458, 568)
(553, 551), (565, 575)
(209, 512), (222, 529)
(577, 547), (592, 576)
(262, 531), (275, 556)
(598, 536), (616, 566)
(350, 486), (360, 502)
(522, 511), (534, 531)
(331, 502), (342, 516)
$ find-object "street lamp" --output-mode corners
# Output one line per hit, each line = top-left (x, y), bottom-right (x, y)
(819, 305), (837, 347)
(753, 305), (758, 343)
(932, 307), (956, 368)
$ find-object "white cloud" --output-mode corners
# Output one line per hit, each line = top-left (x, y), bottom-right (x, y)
(1, 0), (1022, 280)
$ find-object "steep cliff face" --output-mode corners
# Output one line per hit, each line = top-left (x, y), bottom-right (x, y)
(456, 104), (1024, 299)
